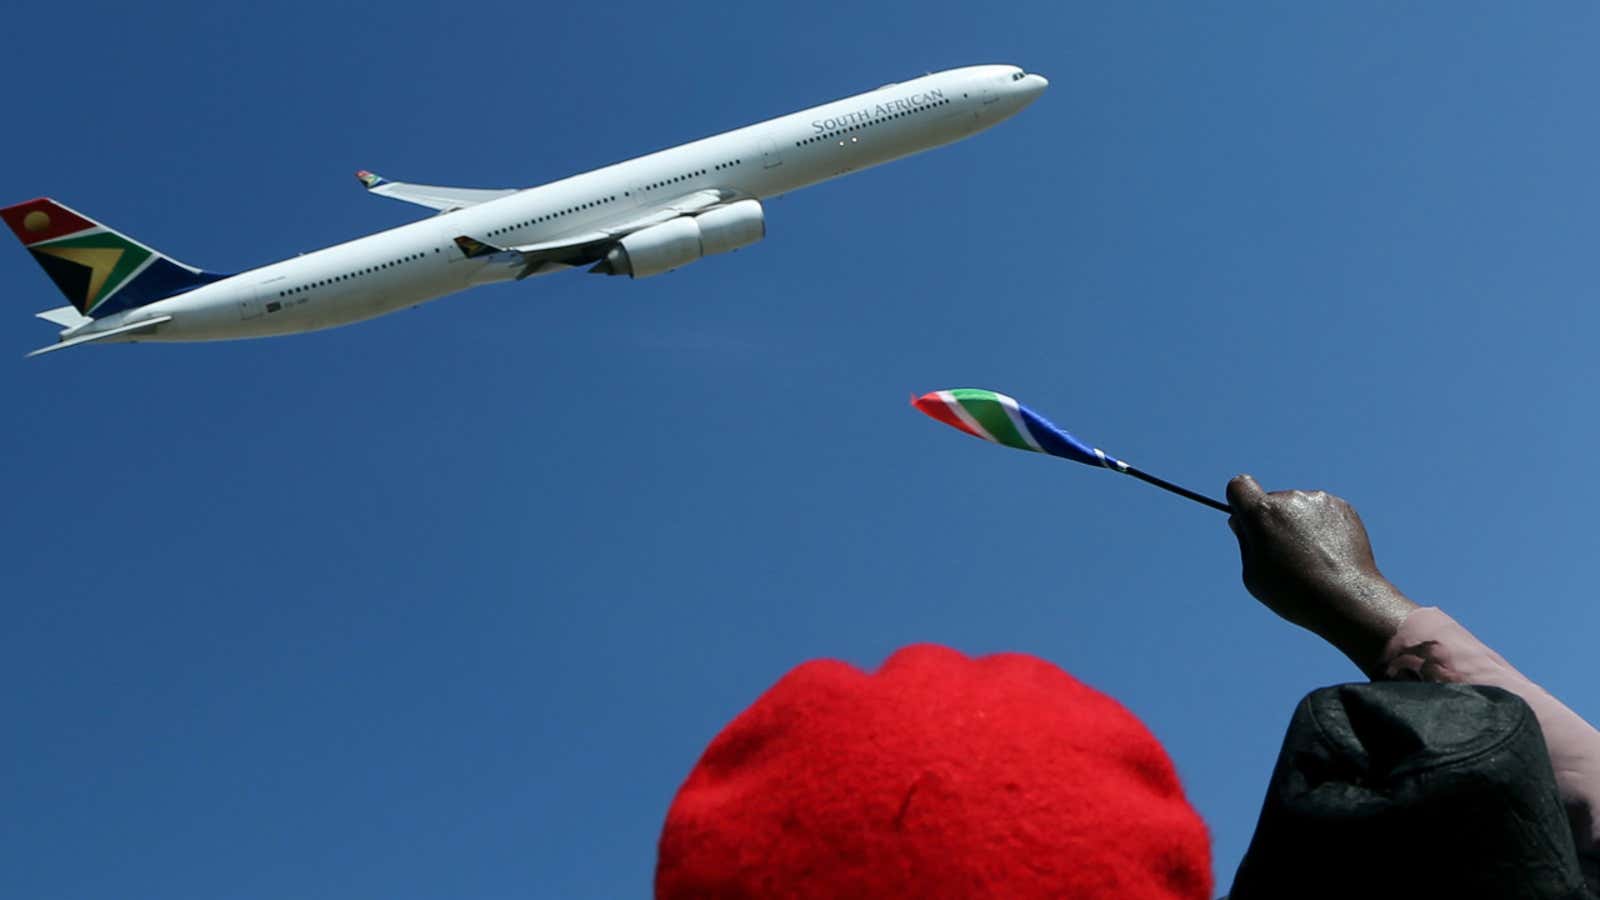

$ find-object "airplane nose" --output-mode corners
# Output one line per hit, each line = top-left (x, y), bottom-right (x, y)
(1012, 73), (1047, 106)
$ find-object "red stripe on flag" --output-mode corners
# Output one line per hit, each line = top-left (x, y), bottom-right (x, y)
(0, 198), (98, 246)
(912, 392), (988, 439)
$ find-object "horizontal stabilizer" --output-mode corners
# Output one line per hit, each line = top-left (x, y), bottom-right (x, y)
(355, 170), (518, 212)
(35, 305), (91, 328)
(27, 315), (171, 358)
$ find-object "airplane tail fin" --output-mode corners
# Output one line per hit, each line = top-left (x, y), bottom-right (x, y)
(1, 198), (228, 319)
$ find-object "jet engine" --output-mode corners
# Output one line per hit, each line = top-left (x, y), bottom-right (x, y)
(590, 200), (766, 278)
(695, 200), (766, 257)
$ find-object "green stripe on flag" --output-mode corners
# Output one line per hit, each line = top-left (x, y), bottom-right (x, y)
(950, 389), (1035, 452)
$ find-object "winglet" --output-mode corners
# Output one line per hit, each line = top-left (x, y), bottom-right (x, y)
(355, 170), (386, 190)
(453, 235), (501, 259)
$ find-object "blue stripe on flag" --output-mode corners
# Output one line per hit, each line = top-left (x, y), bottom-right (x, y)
(1018, 404), (1102, 467)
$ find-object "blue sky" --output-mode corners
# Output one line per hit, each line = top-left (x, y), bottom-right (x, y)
(4, 2), (1599, 896)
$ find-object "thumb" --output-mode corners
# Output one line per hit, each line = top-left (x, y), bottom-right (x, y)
(1227, 474), (1267, 523)
(1228, 474), (1267, 534)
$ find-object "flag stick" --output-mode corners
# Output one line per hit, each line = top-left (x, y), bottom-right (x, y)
(1114, 461), (1231, 513)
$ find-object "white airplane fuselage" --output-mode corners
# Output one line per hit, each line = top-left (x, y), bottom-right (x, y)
(79, 65), (1047, 346)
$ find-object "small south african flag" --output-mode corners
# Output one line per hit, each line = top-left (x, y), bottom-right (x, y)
(911, 388), (1110, 468)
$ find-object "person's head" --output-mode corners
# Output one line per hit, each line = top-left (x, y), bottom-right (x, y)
(1229, 682), (1592, 900)
(657, 644), (1211, 899)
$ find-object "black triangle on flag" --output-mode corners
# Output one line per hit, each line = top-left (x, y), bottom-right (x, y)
(31, 249), (93, 313)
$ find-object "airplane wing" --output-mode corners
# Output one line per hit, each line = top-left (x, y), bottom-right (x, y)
(451, 189), (734, 277)
(27, 315), (171, 358)
(355, 170), (519, 212)
(579, 189), (728, 242)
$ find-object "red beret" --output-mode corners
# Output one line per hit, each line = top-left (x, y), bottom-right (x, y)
(657, 644), (1211, 899)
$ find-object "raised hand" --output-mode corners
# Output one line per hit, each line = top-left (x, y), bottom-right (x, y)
(1226, 475), (1419, 673)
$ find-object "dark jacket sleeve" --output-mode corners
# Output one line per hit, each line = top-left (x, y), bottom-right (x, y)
(1380, 607), (1600, 889)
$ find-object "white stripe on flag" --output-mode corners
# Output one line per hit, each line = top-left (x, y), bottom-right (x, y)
(940, 391), (998, 443)
(996, 394), (1044, 453)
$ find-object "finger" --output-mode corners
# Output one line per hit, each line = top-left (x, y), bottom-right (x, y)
(1227, 515), (1260, 599)
(1227, 513), (1249, 553)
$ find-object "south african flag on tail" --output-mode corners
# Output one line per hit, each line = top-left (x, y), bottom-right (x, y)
(1, 198), (228, 319)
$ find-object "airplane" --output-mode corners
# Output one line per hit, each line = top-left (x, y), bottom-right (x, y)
(4, 64), (1047, 357)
